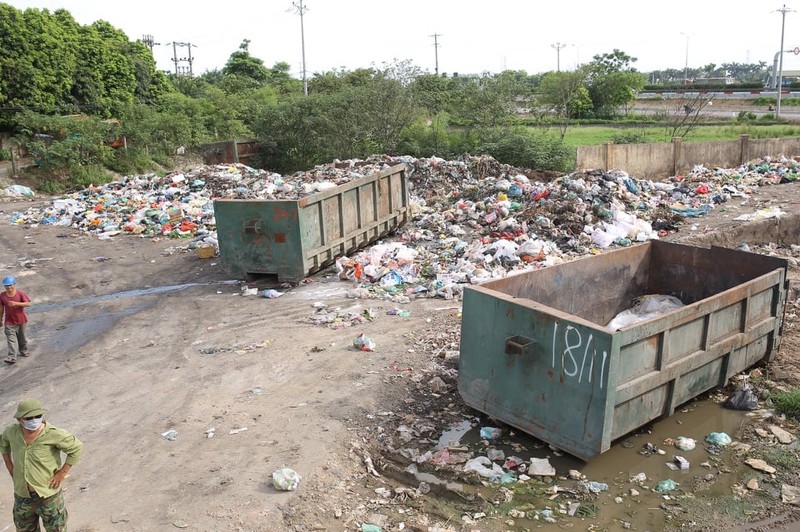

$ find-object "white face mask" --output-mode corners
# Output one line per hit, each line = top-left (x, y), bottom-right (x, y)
(21, 417), (43, 431)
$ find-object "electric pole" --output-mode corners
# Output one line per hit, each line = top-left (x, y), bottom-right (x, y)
(551, 42), (567, 72)
(291, 1), (309, 96)
(142, 34), (160, 54)
(167, 42), (197, 77)
(430, 33), (442, 75)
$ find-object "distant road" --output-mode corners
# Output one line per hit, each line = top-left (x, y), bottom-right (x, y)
(631, 98), (800, 123)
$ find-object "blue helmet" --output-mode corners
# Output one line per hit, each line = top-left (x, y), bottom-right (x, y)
(3, 276), (15, 286)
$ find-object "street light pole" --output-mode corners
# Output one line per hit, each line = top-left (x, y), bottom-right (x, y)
(680, 32), (691, 83)
(776, 4), (794, 119)
(551, 42), (567, 72)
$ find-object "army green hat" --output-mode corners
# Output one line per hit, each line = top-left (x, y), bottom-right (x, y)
(14, 399), (47, 419)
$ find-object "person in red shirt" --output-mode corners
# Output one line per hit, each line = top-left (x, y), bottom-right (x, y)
(0, 276), (31, 365)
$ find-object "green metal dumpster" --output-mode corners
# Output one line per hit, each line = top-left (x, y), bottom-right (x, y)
(215, 163), (410, 282)
(458, 240), (789, 460)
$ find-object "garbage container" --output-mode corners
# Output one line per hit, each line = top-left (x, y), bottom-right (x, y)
(458, 240), (789, 460)
(215, 163), (409, 282)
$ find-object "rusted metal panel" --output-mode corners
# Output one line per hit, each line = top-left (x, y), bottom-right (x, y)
(214, 164), (409, 282)
(458, 240), (788, 461)
(201, 139), (259, 166)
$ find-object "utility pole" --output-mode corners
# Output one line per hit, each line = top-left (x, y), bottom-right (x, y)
(430, 33), (442, 75)
(167, 42), (197, 77)
(291, 1), (309, 96)
(551, 42), (567, 72)
(776, 4), (794, 119)
(142, 34), (160, 54)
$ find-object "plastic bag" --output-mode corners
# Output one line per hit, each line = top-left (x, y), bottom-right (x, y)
(705, 432), (732, 447)
(675, 437), (696, 451)
(607, 295), (685, 331)
(723, 383), (759, 411)
(272, 467), (302, 491)
(353, 333), (376, 352)
(655, 479), (679, 492)
(463, 456), (504, 480)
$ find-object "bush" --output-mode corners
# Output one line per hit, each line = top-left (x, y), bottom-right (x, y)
(737, 111), (757, 122)
(0, 148), (10, 161)
(612, 131), (649, 144)
(474, 127), (573, 171)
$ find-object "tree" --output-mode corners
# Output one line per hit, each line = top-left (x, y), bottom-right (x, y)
(537, 70), (591, 139)
(222, 40), (269, 85)
(585, 50), (646, 118)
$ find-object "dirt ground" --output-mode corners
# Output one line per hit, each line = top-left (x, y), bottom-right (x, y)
(0, 180), (799, 531)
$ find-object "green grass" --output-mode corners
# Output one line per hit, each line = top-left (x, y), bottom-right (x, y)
(771, 387), (800, 420)
(539, 124), (800, 147)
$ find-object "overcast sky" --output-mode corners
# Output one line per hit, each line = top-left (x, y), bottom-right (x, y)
(6, 1), (800, 78)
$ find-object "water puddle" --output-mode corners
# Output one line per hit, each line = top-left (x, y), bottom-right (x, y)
(29, 280), (239, 313)
(395, 397), (755, 529)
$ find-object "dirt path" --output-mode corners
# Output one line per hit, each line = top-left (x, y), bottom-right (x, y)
(0, 181), (798, 531)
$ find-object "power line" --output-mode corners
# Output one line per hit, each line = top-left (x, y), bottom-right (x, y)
(430, 33), (442, 75)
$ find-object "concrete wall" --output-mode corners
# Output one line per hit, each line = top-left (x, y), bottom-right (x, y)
(576, 135), (800, 178)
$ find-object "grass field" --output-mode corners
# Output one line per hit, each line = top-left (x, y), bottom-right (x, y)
(550, 123), (800, 147)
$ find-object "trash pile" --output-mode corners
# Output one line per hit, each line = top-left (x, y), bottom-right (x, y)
(6, 153), (800, 295)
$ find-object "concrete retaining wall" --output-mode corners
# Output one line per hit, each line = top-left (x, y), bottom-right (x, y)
(576, 135), (800, 178)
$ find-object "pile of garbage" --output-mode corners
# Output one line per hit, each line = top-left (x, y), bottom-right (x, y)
(5, 153), (800, 294)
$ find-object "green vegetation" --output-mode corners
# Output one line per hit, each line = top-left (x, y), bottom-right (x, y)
(771, 387), (800, 420)
(0, 4), (793, 192)
(553, 124), (800, 147)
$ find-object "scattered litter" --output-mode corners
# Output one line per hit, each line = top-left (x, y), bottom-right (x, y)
(205, 428), (215, 439)
(581, 481), (608, 493)
(161, 429), (178, 441)
(272, 467), (302, 491)
(655, 479), (679, 492)
(353, 333), (376, 351)
(675, 437), (696, 451)
(705, 432), (732, 447)
(479, 427), (502, 440)
(723, 383), (759, 410)
(528, 457), (556, 477)
(262, 289), (284, 299)
(229, 427), (248, 435)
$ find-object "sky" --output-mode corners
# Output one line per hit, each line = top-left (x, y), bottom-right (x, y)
(6, 0), (800, 79)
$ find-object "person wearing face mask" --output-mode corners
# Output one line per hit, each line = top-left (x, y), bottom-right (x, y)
(0, 399), (83, 532)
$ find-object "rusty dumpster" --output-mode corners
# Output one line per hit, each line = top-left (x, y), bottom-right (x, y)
(458, 240), (789, 460)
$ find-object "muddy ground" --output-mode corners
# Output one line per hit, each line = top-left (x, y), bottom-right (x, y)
(0, 180), (799, 531)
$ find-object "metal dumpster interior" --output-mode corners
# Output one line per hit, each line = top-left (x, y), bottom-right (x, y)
(458, 240), (789, 460)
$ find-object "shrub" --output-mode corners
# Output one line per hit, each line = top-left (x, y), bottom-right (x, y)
(737, 111), (757, 122)
(474, 127), (573, 171)
(612, 131), (649, 144)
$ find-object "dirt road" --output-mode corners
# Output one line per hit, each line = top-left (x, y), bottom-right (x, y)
(0, 180), (798, 531)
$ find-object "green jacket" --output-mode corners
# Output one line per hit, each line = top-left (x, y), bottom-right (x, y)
(0, 422), (83, 498)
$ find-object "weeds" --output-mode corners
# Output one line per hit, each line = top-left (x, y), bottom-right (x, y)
(771, 387), (800, 420)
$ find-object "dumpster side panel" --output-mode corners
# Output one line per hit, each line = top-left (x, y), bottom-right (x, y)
(612, 267), (787, 441)
(215, 200), (303, 279)
(459, 287), (614, 461)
